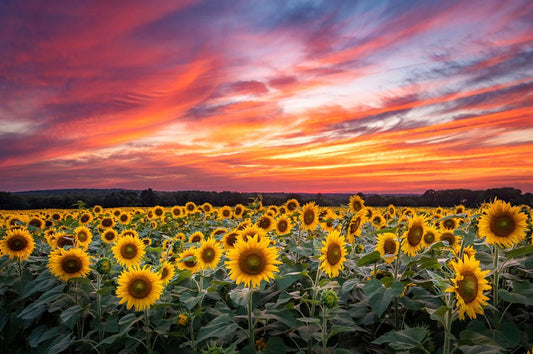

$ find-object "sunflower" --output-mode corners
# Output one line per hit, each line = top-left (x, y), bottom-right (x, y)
(28, 217), (45, 230)
(171, 206), (184, 218)
(218, 206), (233, 219)
(274, 215), (292, 236)
(201, 203), (213, 214)
(402, 208), (414, 218)
(422, 226), (438, 248)
(116, 266), (164, 311)
(152, 206), (165, 220)
(237, 220), (252, 230)
(371, 214), (386, 228)
(158, 261), (176, 285)
(401, 215), (427, 256)
(439, 230), (462, 253)
(233, 204), (245, 218)
(462, 245), (477, 259)
(78, 212), (93, 225)
(300, 202), (319, 231)
(185, 202), (197, 214)
(222, 230), (240, 250)
(52, 232), (76, 249)
(100, 216), (115, 229)
(51, 212), (62, 222)
(256, 215), (275, 232)
(238, 224), (267, 243)
(319, 230), (347, 277)
(455, 205), (466, 214)
(478, 199), (527, 248)
(48, 247), (91, 281)
(177, 248), (200, 273)
(388, 204), (396, 216)
(101, 229), (118, 244)
(285, 199), (300, 212)
(440, 217), (457, 231)
(174, 233), (186, 242)
(0, 228), (35, 261)
(225, 235), (281, 288)
(93, 205), (103, 214)
(320, 209), (338, 232)
(446, 255), (491, 320)
(188, 231), (204, 244)
(73, 226), (92, 249)
(375, 233), (399, 263)
(112, 235), (146, 268)
(120, 229), (139, 239)
(347, 211), (367, 243)
(197, 238), (222, 270)
(348, 195), (365, 213)
(118, 211), (131, 225)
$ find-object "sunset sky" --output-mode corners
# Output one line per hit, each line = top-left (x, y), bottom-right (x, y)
(1, 0), (532, 194)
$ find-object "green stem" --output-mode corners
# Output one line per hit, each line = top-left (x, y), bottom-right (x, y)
(144, 309), (152, 352)
(443, 294), (453, 354)
(322, 307), (328, 354)
(248, 289), (255, 349)
(493, 246), (500, 309)
(307, 269), (321, 353)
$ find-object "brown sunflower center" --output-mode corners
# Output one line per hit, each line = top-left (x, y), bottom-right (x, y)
(326, 244), (342, 265)
(222, 210), (230, 217)
(104, 232), (115, 241)
(258, 217), (271, 230)
(202, 248), (215, 263)
(191, 235), (202, 243)
(155, 209), (163, 216)
(383, 238), (397, 254)
(57, 236), (74, 248)
(61, 255), (83, 274)
(457, 272), (478, 303)
(7, 235), (28, 251)
(187, 205), (195, 211)
(120, 215), (128, 222)
(29, 219), (42, 228)
(121, 244), (138, 259)
(407, 225), (423, 246)
(239, 251), (265, 275)
(102, 218), (113, 227)
(161, 267), (169, 279)
(128, 277), (152, 299)
(424, 232), (435, 244)
(490, 214), (515, 237)
(287, 202), (297, 211)
(226, 233), (238, 247)
(303, 210), (315, 225)
(184, 256), (197, 268)
(443, 219), (455, 230)
(441, 232), (455, 246)
(77, 232), (88, 242)
(352, 201), (362, 211)
(277, 220), (288, 233)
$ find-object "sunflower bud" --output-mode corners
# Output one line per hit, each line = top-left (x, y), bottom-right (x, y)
(321, 289), (339, 309)
(354, 243), (364, 254)
(96, 257), (112, 274)
(178, 313), (190, 326)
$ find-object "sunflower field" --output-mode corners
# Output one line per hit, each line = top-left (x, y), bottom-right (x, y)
(1, 196), (532, 353)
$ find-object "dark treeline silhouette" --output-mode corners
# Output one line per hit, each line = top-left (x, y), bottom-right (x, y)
(0, 187), (531, 210)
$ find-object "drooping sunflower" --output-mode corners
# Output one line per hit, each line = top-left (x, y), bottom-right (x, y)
(112, 235), (146, 268)
(73, 226), (92, 249)
(274, 215), (292, 236)
(0, 228), (35, 261)
(285, 199), (300, 212)
(197, 238), (222, 270)
(347, 211), (368, 243)
(177, 248), (200, 273)
(462, 245), (477, 259)
(256, 215), (275, 232)
(116, 266), (164, 312)
(319, 230), (347, 277)
(300, 202), (319, 231)
(222, 230), (240, 250)
(422, 226), (438, 248)
(218, 206), (233, 220)
(185, 202), (197, 215)
(48, 247), (91, 281)
(188, 231), (204, 244)
(446, 255), (491, 320)
(101, 229), (119, 244)
(348, 195), (365, 213)
(401, 215), (427, 256)
(375, 233), (399, 264)
(117, 211), (131, 225)
(225, 235), (281, 288)
(158, 261), (176, 285)
(439, 230), (462, 253)
(478, 199), (527, 248)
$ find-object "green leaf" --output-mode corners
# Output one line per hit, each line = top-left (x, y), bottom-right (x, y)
(330, 325), (355, 336)
(48, 334), (74, 352)
(18, 301), (47, 320)
(180, 291), (204, 310)
(229, 287), (251, 308)
(296, 317), (321, 324)
(21, 270), (55, 299)
(390, 281), (404, 297)
(195, 314), (239, 342)
(28, 325), (58, 348)
(276, 271), (302, 290)
(498, 280), (533, 306)
(341, 278), (358, 294)
(459, 330), (502, 348)
(363, 279), (393, 318)
(60, 305), (83, 323)
(264, 337), (287, 354)
(357, 251), (381, 266)
(505, 245), (533, 260)
(428, 305), (450, 325)
(372, 327), (428, 351)
(499, 321), (521, 348)
(426, 269), (449, 293)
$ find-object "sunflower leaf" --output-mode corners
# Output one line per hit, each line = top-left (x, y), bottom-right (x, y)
(357, 251), (381, 266)
(505, 245), (533, 260)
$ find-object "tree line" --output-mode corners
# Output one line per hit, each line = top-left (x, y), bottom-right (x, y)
(0, 187), (531, 210)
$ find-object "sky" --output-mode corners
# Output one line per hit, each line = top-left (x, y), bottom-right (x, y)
(1, 0), (532, 194)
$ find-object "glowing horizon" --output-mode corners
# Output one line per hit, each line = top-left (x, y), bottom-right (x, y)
(1, 0), (532, 194)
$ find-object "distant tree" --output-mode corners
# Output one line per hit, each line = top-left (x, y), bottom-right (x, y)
(140, 188), (158, 207)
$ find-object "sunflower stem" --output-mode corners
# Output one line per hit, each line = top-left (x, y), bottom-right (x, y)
(443, 293), (453, 354)
(247, 288), (255, 349)
(493, 246), (500, 309)
(307, 268), (322, 353)
(144, 309), (152, 352)
(96, 273), (103, 342)
(321, 306), (328, 354)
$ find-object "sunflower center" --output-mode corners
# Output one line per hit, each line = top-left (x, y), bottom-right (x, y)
(352, 201), (362, 211)
(490, 214), (515, 237)
(61, 255), (82, 274)
(7, 235), (28, 251)
(57, 236), (74, 248)
(326, 244), (342, 265)
(223, 210), (230, 217)
(102, 219), (113, 227)
(277, 220), (288, 233)
(226, 233), (237, 247)
(240, 252), (265, 275)
(105, 232), (115, 241)
(303, 210), (315, 225)
(443, 219), (455, 230)
(407, 225), (423, 246)
(191, 235), (201, 243)
(184, 256), (197, 268)
(258, 218), (271, 229)
(77, 232), (88, 242)
(121, 244), (138, 259)
(287, 202), (297, 211)
(161, 267), (169, 279)
(457, 272), (478, 303)
(383, 239), (397, 254)
(202, 248), (215, 263)
(128, 277), (152, 299)
(424, 232), (435, 244)
(121, 215), (128, 222)
(155, 209), (163, 216)
(441, 232), (455, 246)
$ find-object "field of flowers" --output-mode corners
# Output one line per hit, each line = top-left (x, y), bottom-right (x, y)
(0, 196), (532, 353)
